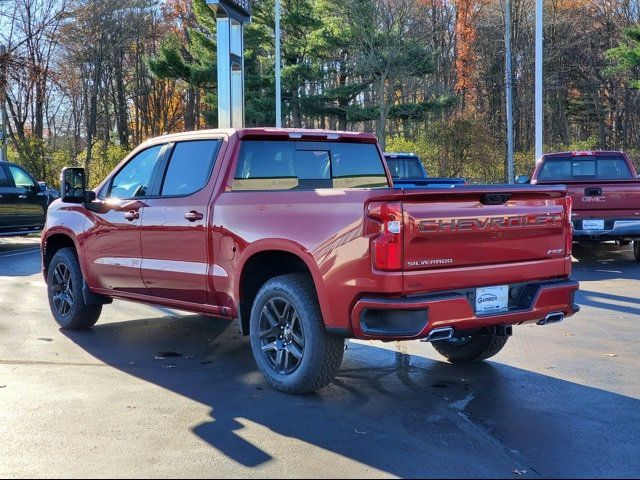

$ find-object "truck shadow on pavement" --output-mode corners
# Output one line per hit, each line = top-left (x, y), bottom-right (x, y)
(572, 242), (640, 282)
(63, 313), (640, 478)
(0, 237), (42, 277)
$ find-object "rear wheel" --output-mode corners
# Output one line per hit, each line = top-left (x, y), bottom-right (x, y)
(47, 248), (102, 330)
(249, 274), (344, 394)
(431, 332), (508, 363)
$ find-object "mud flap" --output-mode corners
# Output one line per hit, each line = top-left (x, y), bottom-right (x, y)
(82, 280), (112, 306)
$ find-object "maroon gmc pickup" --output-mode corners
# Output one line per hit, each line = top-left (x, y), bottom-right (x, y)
(42, 128), (579, 393)
(526, 150), (640, 260)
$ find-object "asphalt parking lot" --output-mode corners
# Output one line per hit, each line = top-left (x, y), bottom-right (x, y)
(1, 237), (639, 478)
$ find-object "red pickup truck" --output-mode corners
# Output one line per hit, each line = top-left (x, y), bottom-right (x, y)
(525, 150), (640, 260)
(42, 128), (579, 393)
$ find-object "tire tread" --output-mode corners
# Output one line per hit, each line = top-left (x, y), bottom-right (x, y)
(250, 273), (344, 394)
(47, 248), (101, 330)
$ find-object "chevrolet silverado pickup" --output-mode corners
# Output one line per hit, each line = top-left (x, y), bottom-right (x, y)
(524, 150), (640, 260)
(42, 128), (578, 394)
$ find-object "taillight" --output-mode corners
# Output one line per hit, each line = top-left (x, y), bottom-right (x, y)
(367, 201), (403, 271)
(565, 196), (573, 256)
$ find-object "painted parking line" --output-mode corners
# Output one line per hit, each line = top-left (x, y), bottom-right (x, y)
(0, 248), (41, 258)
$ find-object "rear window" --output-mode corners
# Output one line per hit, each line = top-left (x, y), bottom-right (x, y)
(232, 141), (387, 191)
(385, 156), (425, 179)
(538, 157), (633, 181)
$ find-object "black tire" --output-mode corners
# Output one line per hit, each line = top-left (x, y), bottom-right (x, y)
(47, 248), (102, 330)
(431, 332), (508, 363)
(634, 241), (640, 262)
(249, 273), (344, 394)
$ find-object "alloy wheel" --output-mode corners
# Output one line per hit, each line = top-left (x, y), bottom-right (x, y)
(259, 297), (305, 375)
(52, 263), (74, 317)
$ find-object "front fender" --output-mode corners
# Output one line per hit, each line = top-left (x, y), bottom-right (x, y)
(42, 203), (88, 279)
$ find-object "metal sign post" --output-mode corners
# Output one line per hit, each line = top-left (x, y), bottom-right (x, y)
(535, 0), (543, 161)
(0, 45), (7, 162)
(505, 0), (514, 183)
(206, 0), (252, 129)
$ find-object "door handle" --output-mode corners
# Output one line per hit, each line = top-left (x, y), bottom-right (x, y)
(124, 210), (140, 221)
(18, 194), (28, 199)
(184, 211), (204, 222)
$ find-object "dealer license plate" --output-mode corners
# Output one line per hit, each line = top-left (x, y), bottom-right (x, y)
(582, 219), (604, 230)
(475, 285), (509, 314)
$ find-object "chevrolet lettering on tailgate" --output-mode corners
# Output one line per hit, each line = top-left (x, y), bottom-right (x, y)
(419, 214), (563, 233)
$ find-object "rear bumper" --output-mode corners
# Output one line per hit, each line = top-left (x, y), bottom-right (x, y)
(572, 219), (640, 240)
(350, 278), (579, 341)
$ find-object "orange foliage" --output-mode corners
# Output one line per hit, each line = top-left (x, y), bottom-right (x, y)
(454, 0), (480, 103)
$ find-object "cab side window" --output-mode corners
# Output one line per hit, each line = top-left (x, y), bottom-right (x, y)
(160, 140), (221, 196)
(108, 145), (164, 199)
(9, 165), (36, 188)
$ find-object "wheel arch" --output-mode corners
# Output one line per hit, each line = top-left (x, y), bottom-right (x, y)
(235, 242), (328, 336)
(42, 229), (83, 281)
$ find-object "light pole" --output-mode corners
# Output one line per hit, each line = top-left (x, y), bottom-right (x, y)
(0, 44), (7, 162)
(505, 0), (514, 183)
(535, 0), (543, 161)
(275, 0), (282, 128)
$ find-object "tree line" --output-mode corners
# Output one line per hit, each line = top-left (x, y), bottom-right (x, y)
(2, 0), (640, 186)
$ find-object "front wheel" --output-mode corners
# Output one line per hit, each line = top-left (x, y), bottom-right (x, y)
(431, 332), (508, 363)
(47, 248), (102, 330)
(249, 274), (344, 394)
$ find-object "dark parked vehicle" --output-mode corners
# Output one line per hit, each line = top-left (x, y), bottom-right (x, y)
(0, 162), (48, 236)
(384, 152), (466, 188)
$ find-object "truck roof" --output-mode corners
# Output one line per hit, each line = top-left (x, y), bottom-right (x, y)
(140, 128), (378, 147)
(540, 150), (626, 160)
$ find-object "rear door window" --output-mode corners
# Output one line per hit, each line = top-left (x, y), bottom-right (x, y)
(232, 141), (387, 190)
(160, 140), (221, 196)
(9, 165), (36, 188)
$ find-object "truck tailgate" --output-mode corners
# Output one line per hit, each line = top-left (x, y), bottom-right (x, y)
(564, 181), (640, 212)
(401, 186), (569, 272)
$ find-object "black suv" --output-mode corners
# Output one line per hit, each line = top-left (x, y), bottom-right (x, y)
(0, 162), (49, 236)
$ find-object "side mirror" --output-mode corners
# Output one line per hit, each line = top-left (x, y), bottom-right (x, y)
(515, 175), (530, 184)
(60, 167), (93, 203)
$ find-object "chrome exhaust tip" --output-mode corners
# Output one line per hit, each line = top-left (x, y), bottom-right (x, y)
(537, 312), (564, 326)
(422, 327), (455, 342)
